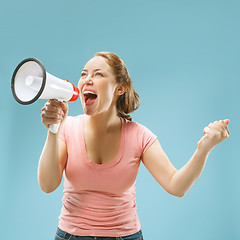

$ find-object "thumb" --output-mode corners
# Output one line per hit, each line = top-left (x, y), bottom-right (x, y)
(61, 101), (69, 112)
(224, 119), (230, 125)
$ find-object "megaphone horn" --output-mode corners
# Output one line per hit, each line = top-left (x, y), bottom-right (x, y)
(11, 58), (80, 134)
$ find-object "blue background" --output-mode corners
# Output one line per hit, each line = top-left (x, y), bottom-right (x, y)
(1, 0), (239, 239)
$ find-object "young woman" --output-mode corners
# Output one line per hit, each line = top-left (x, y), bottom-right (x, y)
(38, 52), (230, 240)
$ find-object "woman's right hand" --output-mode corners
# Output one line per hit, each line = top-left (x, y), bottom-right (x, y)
(41, 99), (69, 132)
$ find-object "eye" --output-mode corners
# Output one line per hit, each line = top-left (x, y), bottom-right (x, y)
(81, 72), (87, 77)
(95, 72), (103, 77)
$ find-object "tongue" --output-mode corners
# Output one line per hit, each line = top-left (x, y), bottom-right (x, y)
(85, 95), (97, 106)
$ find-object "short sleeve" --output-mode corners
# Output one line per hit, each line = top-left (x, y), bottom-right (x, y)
(58, 115), (82, 146)
(137, 123), (158, 158)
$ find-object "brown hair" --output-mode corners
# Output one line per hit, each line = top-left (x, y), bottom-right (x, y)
(94, 52), (140, 121)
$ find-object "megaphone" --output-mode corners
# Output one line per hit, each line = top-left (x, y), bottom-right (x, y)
(11, 58), (79, 134)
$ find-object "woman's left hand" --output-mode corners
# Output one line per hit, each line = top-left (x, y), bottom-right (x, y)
(197, 119), (230, 153)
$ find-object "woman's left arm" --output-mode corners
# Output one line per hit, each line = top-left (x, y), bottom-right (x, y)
(142, 119), (230, 197)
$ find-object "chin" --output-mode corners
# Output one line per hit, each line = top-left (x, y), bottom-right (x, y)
(83, 106), (98, 116)
(80, 100), (93, 116)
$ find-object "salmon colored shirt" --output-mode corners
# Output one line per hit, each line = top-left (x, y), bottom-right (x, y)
(59, 114), (157, 237)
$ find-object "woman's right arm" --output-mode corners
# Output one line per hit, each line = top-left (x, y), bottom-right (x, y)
(38, 100), (68, 193)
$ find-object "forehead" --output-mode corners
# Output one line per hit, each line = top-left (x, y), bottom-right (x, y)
(84, 56), (111, 72)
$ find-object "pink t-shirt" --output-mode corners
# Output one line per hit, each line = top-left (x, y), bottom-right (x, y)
(58, 114), (157, 237)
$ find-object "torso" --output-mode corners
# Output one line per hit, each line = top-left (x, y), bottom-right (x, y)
(84, 118), (122, 165)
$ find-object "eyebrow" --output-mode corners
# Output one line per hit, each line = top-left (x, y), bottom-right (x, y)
(82, 68), (102, 72)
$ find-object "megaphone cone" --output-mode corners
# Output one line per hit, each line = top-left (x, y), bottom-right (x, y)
(11, 58), (47, 105)
(11, 58), (79, 133)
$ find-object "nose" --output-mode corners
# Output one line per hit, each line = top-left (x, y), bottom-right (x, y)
(83, 74), (93, 85)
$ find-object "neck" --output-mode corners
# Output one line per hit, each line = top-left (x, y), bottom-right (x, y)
(84, 108), (121, 134)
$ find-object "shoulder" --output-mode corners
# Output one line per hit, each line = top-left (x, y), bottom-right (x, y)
(124, 118), (157, 137)
(62, 114), (83, 132)
(124, 118), (150, 131)
(66, 114), (84, 121)
(64, 114), (83, 124)
(60, 114), (84, 141)
(123, 119), (157, 155)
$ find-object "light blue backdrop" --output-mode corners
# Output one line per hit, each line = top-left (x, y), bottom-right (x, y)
(1, 0), (239, 239)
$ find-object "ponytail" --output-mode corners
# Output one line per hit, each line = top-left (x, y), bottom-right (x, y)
(95, 52), (140, 121)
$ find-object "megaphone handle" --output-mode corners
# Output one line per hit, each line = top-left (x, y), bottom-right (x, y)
(48, 98), (63, 134)
(49, 123), (60, 134)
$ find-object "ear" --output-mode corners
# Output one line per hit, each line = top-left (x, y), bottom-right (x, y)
(116, 83), (127, 96)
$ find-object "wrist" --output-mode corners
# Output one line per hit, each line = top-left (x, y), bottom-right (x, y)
(47, 130), (60, 140)
(197, 143), (212, 156)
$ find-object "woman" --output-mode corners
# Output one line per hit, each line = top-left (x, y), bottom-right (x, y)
(38, 52), (230, 240)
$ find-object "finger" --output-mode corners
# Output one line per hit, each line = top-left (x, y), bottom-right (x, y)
(215, 120), (230, 131)
(203, 127), (212, 134)
(210, 122), (229, 138)
(41, 107), (63, 120)
(213, 121), (225, 132)
(45, 105), (64, 115)
(203, 126), (222, 139)
(213, 122), (230, 139)
(60, 101), (69, 112)
(217, 120), (230, 137)
(208, 122), (221, 130)
(220, 120), (230, 132)
(48, 99), (63, 107)
(42, 100), (65, 115)
(42, 101), (49, 111)
(206, 122), (221, 132)
(41, 109), (63, 120)
(42, 116), (62, 125)
(222, 123), (230, 137)
(207, 121), (226, 134)
(224, 119), (230, 125)
(223, 121), (230, 137)
(226, 127), (230, 136)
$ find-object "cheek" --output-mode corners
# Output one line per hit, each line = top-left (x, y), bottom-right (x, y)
(102, 84), (116, 102)
(78, 80), (84, 102)
(78, 80), (83, 89)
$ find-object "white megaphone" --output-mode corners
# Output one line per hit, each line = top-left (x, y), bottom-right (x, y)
(11, 58), (79, 134)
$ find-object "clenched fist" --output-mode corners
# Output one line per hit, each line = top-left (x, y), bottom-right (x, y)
(41, 100), (69, 132)
(197, 119), (230, 153)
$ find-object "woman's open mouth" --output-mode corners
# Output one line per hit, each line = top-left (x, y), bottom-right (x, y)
(83, 91), (98, 106)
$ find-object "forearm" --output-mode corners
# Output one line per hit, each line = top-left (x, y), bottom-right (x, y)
(170, 147), (210, 197)
(38, 132), (63, 193)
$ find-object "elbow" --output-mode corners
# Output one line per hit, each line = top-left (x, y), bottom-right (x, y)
(167, 188), (185, 198)
(38, 178), (58, 193)
(39, 184), (56, 193)
(175, 193), (185, 198)
(168, 190), (185, 198)
(37, 174), (60, 193)
(171, 192), (185, 198)
(42, 188), (55, 194)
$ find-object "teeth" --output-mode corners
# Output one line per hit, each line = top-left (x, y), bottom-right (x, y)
(83, 91), (96, 95)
